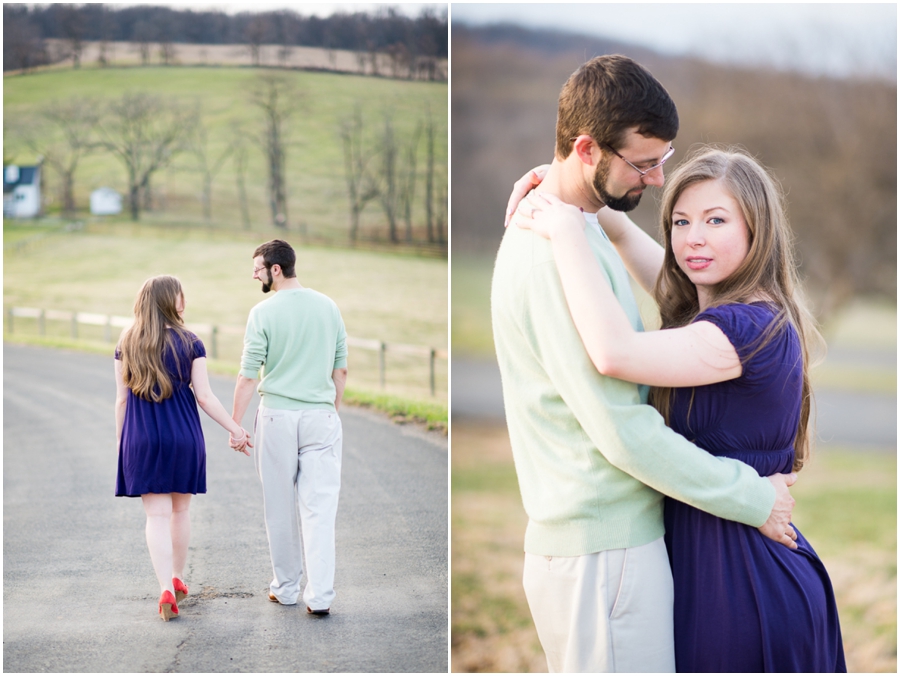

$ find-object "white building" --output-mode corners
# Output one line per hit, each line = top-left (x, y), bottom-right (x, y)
(90, 187), (123, 215)
(3, 164), (42, 218)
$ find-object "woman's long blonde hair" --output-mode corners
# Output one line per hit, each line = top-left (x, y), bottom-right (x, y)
(118, 275), (193, 402)
(650, 146), (823, 472)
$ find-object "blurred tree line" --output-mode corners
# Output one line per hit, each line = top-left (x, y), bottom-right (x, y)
(9, 73), (446, 246)
(3, 3), (447, 79)
(451, 24), (896, 317)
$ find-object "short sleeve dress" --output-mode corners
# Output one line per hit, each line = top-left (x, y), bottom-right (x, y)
(115, 329), (207, 497)
(664, 302), (846, 672)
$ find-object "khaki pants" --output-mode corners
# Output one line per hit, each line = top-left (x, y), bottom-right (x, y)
(523, 537), (675, 673)
(254, 406), (342, 610)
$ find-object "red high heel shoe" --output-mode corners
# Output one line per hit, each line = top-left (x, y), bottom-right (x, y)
(173, 578), (189, 603)
(159, 590), (179, 621)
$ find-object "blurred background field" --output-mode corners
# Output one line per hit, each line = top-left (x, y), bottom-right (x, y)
(450, 6), (896, 673)
(4, 221), (447, 405)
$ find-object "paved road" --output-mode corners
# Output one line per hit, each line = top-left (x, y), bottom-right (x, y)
(452, 355), (897, 450)
(3, 344), (447, 673)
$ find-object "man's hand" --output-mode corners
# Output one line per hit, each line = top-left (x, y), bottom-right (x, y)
(504, 164), (550, 227)
(229, 427), (252, 456)
(758, 472), (798, 549)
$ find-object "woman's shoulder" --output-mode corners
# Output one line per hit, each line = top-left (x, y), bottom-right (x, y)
(695, 302), (791, 356)
(168, 327), (206, 358)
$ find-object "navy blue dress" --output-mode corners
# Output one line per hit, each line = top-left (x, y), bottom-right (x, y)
(664, 303), (845, 673)
(115, 330), (207, 497)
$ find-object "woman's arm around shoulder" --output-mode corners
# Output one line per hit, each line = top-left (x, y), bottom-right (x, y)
(519, 193), (742, 388)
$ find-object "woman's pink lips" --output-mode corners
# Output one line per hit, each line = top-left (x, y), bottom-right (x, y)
(685, 257), (712, 270)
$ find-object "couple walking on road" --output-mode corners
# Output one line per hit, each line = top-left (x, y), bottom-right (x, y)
(114, 239), (348, 621)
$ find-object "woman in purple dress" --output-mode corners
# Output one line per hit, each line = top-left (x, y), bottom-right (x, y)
(512, 147), (845, 671)
(115, 275), (251, 621)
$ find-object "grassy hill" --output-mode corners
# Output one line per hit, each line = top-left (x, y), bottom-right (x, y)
(4, 65), (447, 243)
(4, 220), (447, 405)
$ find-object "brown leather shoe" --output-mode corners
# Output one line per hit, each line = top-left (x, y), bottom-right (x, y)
(307, 606), (330, 615)
(268, 592), (280, 603)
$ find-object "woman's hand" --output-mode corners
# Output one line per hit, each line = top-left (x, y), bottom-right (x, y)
(229, 427), (252, 456)
(504, 164), (550, 227)
(512, 192), (586, 240)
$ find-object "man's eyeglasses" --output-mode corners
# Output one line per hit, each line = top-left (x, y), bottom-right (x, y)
(253, 265), (267, 275)
(602, 142), (675, 177)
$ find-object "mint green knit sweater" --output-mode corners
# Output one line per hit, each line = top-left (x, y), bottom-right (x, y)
(240, 287), (348, 412)
(491, 217), (775, 556)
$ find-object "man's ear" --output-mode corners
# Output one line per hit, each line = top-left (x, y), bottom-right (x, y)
(270, 263), (282, 277)
(572, 135), (600, 167)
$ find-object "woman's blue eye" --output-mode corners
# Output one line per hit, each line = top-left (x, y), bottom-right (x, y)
(709, 217), (725, 225)
(674, 219), (689, 226)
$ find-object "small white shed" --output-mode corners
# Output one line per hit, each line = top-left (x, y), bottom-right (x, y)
(3, 164), (42, 218)
(90, 187), (122, 215)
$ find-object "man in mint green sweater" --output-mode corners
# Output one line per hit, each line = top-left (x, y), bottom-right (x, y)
(492, 56), (797, 672)
(231, 239), (348, 614)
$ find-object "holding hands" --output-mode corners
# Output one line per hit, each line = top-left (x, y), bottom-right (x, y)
(229, 427), (253, 455)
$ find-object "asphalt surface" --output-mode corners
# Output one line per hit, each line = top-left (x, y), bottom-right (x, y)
(3, 343), (448, 673)
(452, 354), (897, 450)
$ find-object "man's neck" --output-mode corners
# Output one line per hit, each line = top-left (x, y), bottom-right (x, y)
(534, 157), (604, 213)
(273, 277), (303, 292)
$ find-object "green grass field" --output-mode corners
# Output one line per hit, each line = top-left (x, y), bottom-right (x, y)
(451, 422), (897, 673)
(4, 66), (447, 242)
(4, 222), (447, 409)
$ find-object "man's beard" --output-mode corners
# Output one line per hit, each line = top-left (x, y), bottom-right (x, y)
(261, 269), (273, 293)
(593, 158), (643, 212)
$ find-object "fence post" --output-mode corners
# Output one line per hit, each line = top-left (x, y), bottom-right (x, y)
(71, 312), (78, 339)
(211, 325), (218, 360)
(379, 341), (386, 389)
(429, 348), (436, 397)
(7, 308), (12, 334)
(38, 309), (46, 336)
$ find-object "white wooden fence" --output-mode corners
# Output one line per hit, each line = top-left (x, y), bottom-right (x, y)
(5, 306), (448, 396)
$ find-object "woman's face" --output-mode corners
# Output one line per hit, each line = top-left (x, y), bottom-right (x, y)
(176, 293), (185, 318)
(670, 179), (750, 307)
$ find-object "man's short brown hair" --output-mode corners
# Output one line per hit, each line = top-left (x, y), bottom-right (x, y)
(555, 54), (679, 159)
(254, 239), (296, 278)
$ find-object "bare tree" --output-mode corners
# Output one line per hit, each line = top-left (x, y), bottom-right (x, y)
(97, 92), (197, 221)
(60, 5), (85, 69)
(245, 16), (268, 67)
(355, 50), (368, 75)
(134, 20), (153, 66)
(399, 122), (422, 241)
(249, 73), (302, 229)
(18, 98), (99, 216)
(339, 105), (379, 241)
(230, 121), (252, 229)
(186, 116), (232, 222)
(423, 104), (437, 242)
(377, 113), (400, 242)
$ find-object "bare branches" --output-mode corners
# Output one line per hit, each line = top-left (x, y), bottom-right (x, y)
(17, 98), (99, 215)
(248, 73), (303, 229)
(339, 106), (380, 241)
(96, 92), (197, 220)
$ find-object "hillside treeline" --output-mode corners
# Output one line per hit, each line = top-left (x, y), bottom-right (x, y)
(452, 25), (896, 316)
(6, 69), (446, 248)
(4, 3), (447, 73)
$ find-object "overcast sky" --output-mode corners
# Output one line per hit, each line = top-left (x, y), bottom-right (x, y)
(451, 3), (897, 80)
